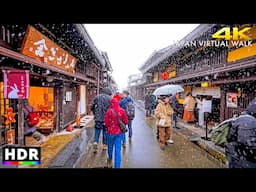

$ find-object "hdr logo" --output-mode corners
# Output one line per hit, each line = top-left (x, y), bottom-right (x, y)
(2, 147), (41, 166)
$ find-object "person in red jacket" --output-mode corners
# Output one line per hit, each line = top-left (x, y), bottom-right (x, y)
(104, 98), (128, 168)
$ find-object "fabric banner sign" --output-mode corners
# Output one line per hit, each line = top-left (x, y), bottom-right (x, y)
(2, 70), (30, 99)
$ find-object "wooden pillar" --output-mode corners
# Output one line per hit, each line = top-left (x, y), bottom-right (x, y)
(17, 100), (24, 146)
(56, 87), (64, 132)
(220, 85), (226, 122)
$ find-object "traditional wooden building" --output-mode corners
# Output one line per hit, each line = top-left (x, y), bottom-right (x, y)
(0, 24), (113, 146)
(138, 24), (256, 123)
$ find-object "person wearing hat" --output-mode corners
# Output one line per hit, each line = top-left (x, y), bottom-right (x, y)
(155, 95), (174, 150)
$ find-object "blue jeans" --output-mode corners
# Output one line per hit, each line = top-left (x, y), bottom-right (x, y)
(107, 133), (123, 168)
(94, 121), (107, 144)
(122, 120), (132, 144)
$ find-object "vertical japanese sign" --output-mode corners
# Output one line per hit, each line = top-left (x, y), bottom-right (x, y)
(20, 25), (77, 74)
(2, 70), (30, 99)
(226, 92), (238, 108)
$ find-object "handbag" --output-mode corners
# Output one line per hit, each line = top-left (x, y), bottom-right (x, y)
(111, 109), (128, 133)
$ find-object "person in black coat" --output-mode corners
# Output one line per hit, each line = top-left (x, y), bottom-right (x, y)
(144, 92), (151, 117)
(91, 87), (112, 151)
(226, 97), (256, 168)
(170, 92), (180, 129)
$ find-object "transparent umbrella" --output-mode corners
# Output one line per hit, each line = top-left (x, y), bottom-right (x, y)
(153, 84), (184, 96)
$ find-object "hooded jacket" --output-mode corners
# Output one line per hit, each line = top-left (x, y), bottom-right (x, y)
(226, 98), (256, 167)
(119, 96), (134, 111)
(91, 87), (112, 122)
(104, 98), (128, 135)
(155, 100), (173, 127)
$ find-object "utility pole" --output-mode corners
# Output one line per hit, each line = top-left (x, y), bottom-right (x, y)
(17, 100), (24, 146)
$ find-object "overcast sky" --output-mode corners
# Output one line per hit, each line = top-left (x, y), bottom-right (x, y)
(84, 24), (199, 90)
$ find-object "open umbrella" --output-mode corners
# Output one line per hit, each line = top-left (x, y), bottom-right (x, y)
(153, 84), (184, 96)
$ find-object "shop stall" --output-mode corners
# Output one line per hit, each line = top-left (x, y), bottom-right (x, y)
(28, 86), (55, 132)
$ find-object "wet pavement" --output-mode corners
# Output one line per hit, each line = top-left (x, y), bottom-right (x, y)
(80, 105), (225, 168)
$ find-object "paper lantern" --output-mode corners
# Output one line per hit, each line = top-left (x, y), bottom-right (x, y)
(201, 82), (209, 88)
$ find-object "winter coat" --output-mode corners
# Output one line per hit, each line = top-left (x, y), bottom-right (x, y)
(104, 98), (128, 135)
(119, 96), (134, 111)
(91, 88), (112, 122)
(195, 98), (203, 111)
(150, 95), (157, 109)
(155, 100), (173, 127)
(113, 94), (122, 102)
(144, 94), (151, 110)
(183, 96), (196, 111)
(170, 95), (179, 112)
(226, 98), (256, 168)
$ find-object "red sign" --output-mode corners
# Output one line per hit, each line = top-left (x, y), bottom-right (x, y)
(2, 70), (30, 99)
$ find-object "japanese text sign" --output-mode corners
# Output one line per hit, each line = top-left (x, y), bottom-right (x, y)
(2, 70), (30, 99)
(21, 25), (77, 74)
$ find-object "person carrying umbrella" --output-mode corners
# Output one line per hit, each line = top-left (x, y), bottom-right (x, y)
(155, 95), (174, 150)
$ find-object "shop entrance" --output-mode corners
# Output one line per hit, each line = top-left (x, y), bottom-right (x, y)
(28, 86), (55, 133)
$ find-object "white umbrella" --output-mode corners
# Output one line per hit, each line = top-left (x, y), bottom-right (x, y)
(153, 84), (184, 96)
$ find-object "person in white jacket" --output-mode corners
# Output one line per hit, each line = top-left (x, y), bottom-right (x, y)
(196, 96), (204, 128)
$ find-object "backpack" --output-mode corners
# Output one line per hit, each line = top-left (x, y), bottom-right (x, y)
(126, 102), (135, 120)
(24, 106), (40, 127)
(211, 120), (233, 147)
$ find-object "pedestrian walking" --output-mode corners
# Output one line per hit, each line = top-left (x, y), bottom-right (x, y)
(195, 95), (204, 128)
(119, 90), (135, 146)
(155, 95), (174, 150)
(183, 92), (196, 123)
(91, 87), (112, 152)
(145, 92), (151, 117)
(104, 98), (128, 168)
(170, 92), (180, 129)
(150, 94), (157, 116)
(226, 97), (256, 168)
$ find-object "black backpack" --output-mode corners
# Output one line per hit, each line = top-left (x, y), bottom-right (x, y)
(126, 102), (135, 120)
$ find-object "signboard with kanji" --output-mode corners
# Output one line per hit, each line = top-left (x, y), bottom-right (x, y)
(21, 25), (77, 74)
(2, 70), (30, 99)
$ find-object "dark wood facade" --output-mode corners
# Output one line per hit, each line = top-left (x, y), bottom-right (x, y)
(0, 24), (113, 145)
(137, 24), (256, 122)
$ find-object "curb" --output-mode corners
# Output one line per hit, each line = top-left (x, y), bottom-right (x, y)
(38, 118), (94, 168)
(135, 101), (227, 166)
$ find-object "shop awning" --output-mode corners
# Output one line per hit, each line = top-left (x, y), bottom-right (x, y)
(0, 46), (97, 84)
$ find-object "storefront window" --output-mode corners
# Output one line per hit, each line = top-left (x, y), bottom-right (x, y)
(29, 87), (55, 130)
